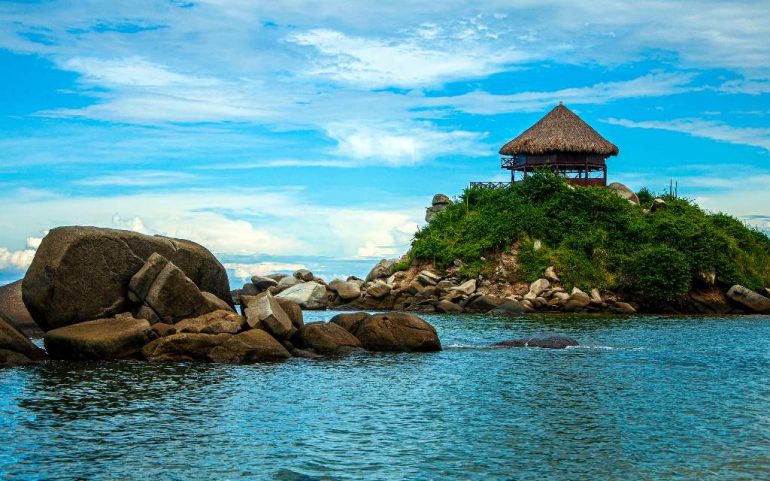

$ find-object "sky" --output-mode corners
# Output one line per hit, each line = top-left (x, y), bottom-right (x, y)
(0, 0), (769, 287)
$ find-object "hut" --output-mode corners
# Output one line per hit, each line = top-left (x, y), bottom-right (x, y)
(497, 103), (618, 186)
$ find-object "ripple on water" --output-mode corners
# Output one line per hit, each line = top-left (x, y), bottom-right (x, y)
(1, 313), (770, 480)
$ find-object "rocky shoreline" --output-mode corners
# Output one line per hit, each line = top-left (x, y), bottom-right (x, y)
(234, 257), (770, 317)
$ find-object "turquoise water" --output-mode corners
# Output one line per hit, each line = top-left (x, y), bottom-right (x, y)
(2, 313), (770, 480)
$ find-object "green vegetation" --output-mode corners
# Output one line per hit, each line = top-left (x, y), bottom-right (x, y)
(411, 172), (770, 301)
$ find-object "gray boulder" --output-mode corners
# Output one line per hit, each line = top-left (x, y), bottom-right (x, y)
(45, 315), (152, 360)
(329, 279), (361, 301)
(22, 226), (231, 331)
(436, 300), (463, 313)
(608, 182), (640, 205)
(366, 282), (391, 299)
(251, 276), (278, 290)
(208, 329), (290, 363)
(489, 300), (529, 315)
(330, 312), (370, 333)
(0, 280), (41, 337)
(242, 292), (295, 340)
(142, 332), (231, 362)
(365, 258), (397, 282)
(276, 282), (327, 310)
(564, 290), (591, 311)
(275, 298), (304, 329)
(175, 310), (245, 334)
(651, 198), (667, 212)
(277, 275), (300, 289)
(294, 269), (314, 281)
(727, 285), (770, 313)
(1, 311), (47, 365)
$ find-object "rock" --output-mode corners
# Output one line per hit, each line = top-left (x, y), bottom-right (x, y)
(766, 288), (770, 298)
(489, 300), (528, 315)
(432, 193), (451, 206)
(230, 289), (243, 305)
(651, 198), (667, 212)
(493, 334), (578, 349)
(0, 280), (42, 337)
(294, 322), (363, 354)
(23, 226), (231, 331)
(330, 312), (370, 333)
(696, 270), (716, 287)
(275, 298), (303, 329)
(564, 291), (591, 311)
(467, 295), (506, 312)
(353, 313), (441, 352)
(328, 280), (361, 301)
(242, 292), (294, 340)
(425, 194), (453, 222)
(266, 273), (288, 282)
(152, 322), (176, 337)
(608, 182), (640, 205)
(417, 270), (441, 286)
(544, 266), (560, 283)
(293, 269), (314, 282)
(142, 332), (231, 362)
(45, 316), (152, 360)
(0, 349), (35, 367)
(240, 283), (260, 297)
(175, 310), (245, 334)
(436, 300), (463, 313)
(451, 279), (477, 295)
(132, 254), (223, 324)
(366, 282), (391, 299)
(277, 275), (300, 289)
(365, 259), (397, 282)
(251, 276), (278, 290)
(1, 311), (47, 363)
(208, 329), (290, 363)
(202, 291), (235, 313)
(529, 279), (550, 297)
(726, 285), (770, 313)
(276, 282), (328, 310)
(590, 289), (603, 303)
(610, 302), (637, 314)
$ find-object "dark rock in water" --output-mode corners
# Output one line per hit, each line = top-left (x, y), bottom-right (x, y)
(329, 312), (369, 333)
(22, 226), (232, 331)
(45, 315), (152, 360)
(142, 332), (231, 362)
(466, 295), (506, 312)
(354, 313), (441, 352)
(489, 300), (528, 315)
(1, 311), (47, 364)
(251, 276), (278, 290)
(208, 329), (290, 363)
(241, 283), (260, 297)
(436, 300), (463, 313)
(294, 322), (362, 354)
(175, 310), (245, 334)
(493, 334), (578, 349)
(242, 292), (295, 340)
(276, 298), (303, 329)
(0, 280), (43, 337)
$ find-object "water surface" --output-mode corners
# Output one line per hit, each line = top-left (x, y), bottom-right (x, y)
(2, 313), (770, 480)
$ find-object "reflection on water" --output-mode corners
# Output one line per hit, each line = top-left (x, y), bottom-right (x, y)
(2, 313), (770, 480)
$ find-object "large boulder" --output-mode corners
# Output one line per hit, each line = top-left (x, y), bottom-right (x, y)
(293, 269), (314, 282)
(353, 313), (441, 352)
(275, 298), (303, 329)
(466, 295), (506, 312)
(328, 279), (361, 301)
(425, 194), (453, 222)
(45, 315), (152, 360)
(250, 276), (278, 290)
(242, 293), (294, 340)
(607, 182), (640, 206)
(493, 334), (578, 349)
(0, 280), (42, 337)
(142, 332), (231, 362)
(366, 282), (391, 299)
(130, 253), (226, 324)
(175, 310), (245, 334)
(1, 311), (47, 365)
(564, 289), (591, 311)
(727, 285), (770, 313)
(451, 279), (476, 295)
(294, 322), (362, 354)
(489, 300), (529, 315)
(22, 226), (232, 331)
(208, 329), (290, 363)
(436, 300), (463, 313)
(330, 312), (370, 333)
(276, 282), (327, 310)
(277, 275), (300, 289)
(365, 259), (397, 282)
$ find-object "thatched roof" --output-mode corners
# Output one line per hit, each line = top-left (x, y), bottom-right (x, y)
(499, 104), (619, 156)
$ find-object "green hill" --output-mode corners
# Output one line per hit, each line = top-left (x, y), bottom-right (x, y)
(409, 172), (770, 303)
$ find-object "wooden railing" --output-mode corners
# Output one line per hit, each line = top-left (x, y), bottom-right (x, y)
(469, 181), (512, 189)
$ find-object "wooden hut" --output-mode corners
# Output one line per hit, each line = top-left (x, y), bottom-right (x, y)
(498, 103), (618, 186)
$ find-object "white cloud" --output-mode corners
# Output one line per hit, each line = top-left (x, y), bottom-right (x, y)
(78, 171), (196, 187)
(719, 79), (770, 95)
(224, 262), (306, 283)
(0, 236), (43, 271)
(62, 57), (219, 88)
(429, 73), (696, 115)
(605, 117), (770, 152)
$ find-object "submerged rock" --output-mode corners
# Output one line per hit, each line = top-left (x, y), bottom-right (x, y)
(208, 329), (290, 363)
(142, 332), (231, 362)
(45, 315), (152, 360)
(353, 313), (441, 352)
(22, 226), (231, 331)
(493, 334), (578, 349)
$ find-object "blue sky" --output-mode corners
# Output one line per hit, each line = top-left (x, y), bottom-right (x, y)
(1, 0), (769, 287)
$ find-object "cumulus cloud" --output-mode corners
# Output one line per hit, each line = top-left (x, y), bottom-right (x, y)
(224, 262), (307, 283)
(0, 236), (44, 271)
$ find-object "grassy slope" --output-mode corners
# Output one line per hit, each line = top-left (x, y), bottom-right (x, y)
(410, 172), (770, 301)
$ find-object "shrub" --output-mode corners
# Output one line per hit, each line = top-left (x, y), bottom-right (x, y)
(629, 246), (691, 301)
